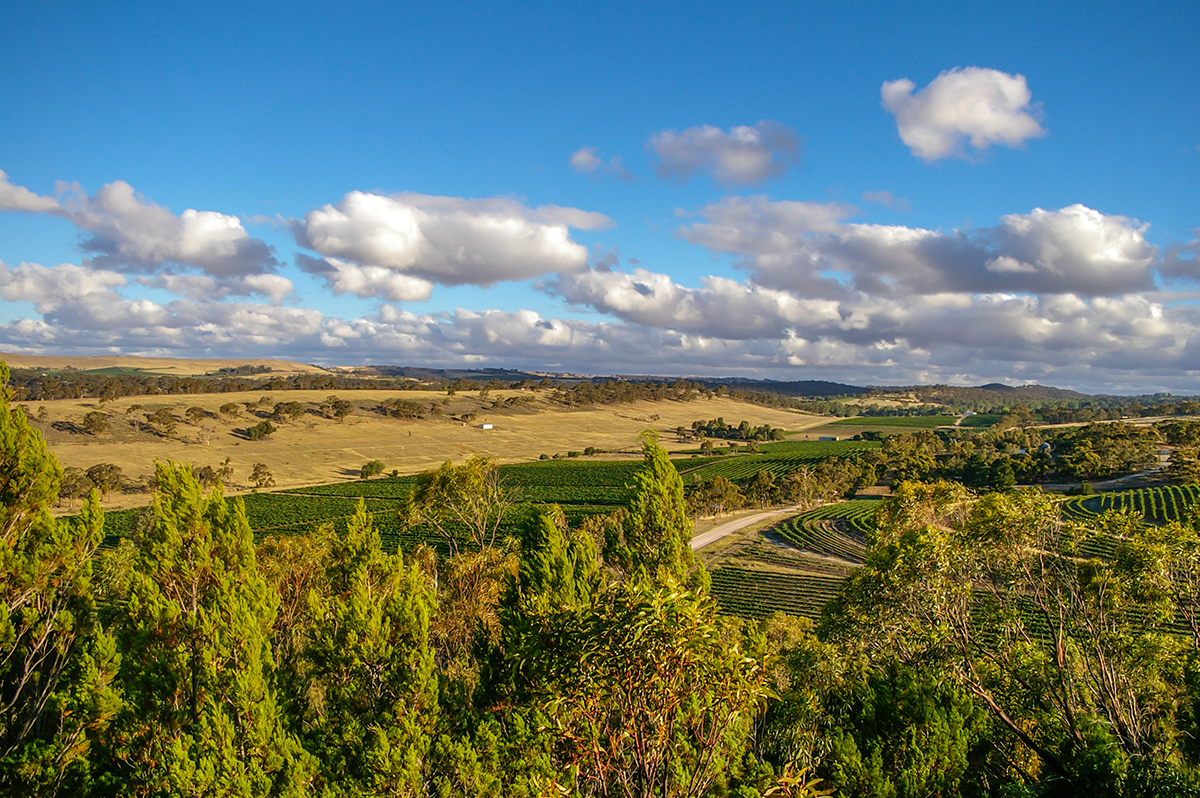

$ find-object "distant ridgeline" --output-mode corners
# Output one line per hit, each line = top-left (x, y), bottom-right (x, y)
(7, 360), (1199, 421)
(798, 382), (1200, 421)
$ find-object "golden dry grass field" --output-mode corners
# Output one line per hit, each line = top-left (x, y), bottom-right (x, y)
(2, 352), (326, 377)
(25, 388), (827, 512)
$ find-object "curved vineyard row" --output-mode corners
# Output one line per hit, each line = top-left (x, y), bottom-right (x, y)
(770, 501), (878, 563)
(710, 567), (848, 619)
(1062, 484), (1200, 526)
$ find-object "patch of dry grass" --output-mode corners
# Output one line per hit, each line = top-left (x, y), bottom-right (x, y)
(26, 389), (828, 512)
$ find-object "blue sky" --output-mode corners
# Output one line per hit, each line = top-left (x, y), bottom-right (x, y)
(1, 0), (1197, 391)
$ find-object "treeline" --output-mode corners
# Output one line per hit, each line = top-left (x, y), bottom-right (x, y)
(6, 368), (417, 402)
(10, 368), (710, 410)
(868, 421), (1168, 488)
(682, 417), (787, 443)
(686, 455), (880, 516)
(550, 378), (704, 406)
(795, 400), (952, 417)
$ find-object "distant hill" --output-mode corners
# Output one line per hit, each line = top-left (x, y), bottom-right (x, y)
(0, 352), (327, 377)
(699, 378), (869, 398)
(888, 383), (1093, 406)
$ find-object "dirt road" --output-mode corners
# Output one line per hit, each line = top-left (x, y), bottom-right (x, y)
(690, 507), (800, 551)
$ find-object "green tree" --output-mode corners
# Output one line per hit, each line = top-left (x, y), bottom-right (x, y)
(246, 420), (276, 440)
(101, 462), (312, 796)
(825, 482), (1190, 790)
(193, 464), (218, 490)
(603, 433), (705, 589)
(82, 410), (109, 436)
(144, 408), (177, 435)
(250, 463), (275, 488)
(359, 459), (385, 479)
(1168, 448), (1200, 485)
(302, 500), (439, 796)
(816, 663), (991, 798)
(272, 402), (306, 422)
(318, 395), (354, 421)
(988, 456), (1016, 490)
(86, 463), (123, 499)
(404, 457), (511, 551)
(687, 476), (744, 517)
(0, 363), (118, 796)
(746, 469), (779, 508)
(527, 576), (770, 798)
(510, 503), (601, 613)
(59, 466), (96, 508)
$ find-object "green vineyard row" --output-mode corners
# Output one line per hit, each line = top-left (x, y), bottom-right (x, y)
(710, 566), (848, 619)
(1062, 484), (1200, 526)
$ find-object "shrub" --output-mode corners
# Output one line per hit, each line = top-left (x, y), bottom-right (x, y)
(247, 421), (276, 440)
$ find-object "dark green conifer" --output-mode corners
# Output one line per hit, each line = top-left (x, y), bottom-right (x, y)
(0, 363), (118, 796)
(103, 461), (311, 796)
(303, 500), (439, 797)
(604, 433), (707, 589)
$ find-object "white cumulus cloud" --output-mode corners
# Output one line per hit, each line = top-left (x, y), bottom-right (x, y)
(43, 179), (279, 276)
(646, 121), (802, 185)
(0, 260), (126, 312)
(550, 267), (840, 339)
(296, 255), (435, 302)
(0, 170), (62, 213)
(881, 67), (1046, 161)
(0, 171), (284, 302)
(679, 197), (1154, 298)
(292, 191), (610, 294)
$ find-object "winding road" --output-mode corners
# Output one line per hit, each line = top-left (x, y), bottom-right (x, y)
(690, 507), (801, 551)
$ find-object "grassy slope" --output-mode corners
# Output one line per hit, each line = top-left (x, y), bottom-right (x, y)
(37, 390), (827, 512)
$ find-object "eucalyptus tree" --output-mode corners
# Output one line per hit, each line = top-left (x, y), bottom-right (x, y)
(824, 481), (1199, 792)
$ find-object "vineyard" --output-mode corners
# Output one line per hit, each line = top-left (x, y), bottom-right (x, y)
(97, 459), (648, 548)
(709, 567), (848, 619)
(770, 501), (877, 563)
(1061, 483), (1200, 525)
(277, 460), (643, 506)
(675, 441), (878, 482)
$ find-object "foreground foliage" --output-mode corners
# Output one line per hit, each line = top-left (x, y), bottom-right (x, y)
(12, 354), (1200, 795)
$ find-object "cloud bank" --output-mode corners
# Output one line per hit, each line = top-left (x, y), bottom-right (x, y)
(1, 169), (1197, 392)
(0, 172), (289, 303)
